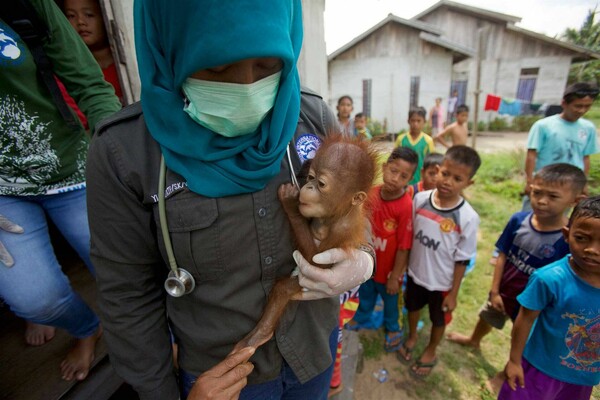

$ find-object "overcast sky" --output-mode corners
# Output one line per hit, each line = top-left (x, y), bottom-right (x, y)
(324, 0), (598, 54)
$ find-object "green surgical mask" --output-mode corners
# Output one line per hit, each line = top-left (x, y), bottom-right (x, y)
(182, 71), (281, 137)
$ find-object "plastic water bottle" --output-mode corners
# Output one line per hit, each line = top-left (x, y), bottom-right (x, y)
(373, 368), (388, 383)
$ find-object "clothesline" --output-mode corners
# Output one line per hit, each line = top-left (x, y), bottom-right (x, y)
(485, 92), (543, 105)
(483, 93), (548, 116)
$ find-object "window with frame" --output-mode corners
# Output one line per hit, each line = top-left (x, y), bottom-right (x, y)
(410, 76), (420, 107)
(362, 79), (372, 118)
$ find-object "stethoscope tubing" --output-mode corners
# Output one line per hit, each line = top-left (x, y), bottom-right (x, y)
(158, 143), (299, 296)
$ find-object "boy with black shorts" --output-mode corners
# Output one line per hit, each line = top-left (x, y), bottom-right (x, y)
(398, 145), (481, 379)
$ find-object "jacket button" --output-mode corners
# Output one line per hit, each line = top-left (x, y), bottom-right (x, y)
(264, 256), (273, 265)
(258, 208), (267, 217)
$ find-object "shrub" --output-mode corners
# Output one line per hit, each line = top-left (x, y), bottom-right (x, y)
(511, 115), (542, 132)
(367, 118), (385, 136)
(488, 117), (509, 132)
(477, 150), (524, 182)
(477, 150), (526, 202)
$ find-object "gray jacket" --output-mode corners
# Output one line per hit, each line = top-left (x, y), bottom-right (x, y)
(87, 90), (340, 400)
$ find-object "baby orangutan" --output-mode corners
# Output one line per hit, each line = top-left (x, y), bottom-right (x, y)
(233, 134), (377, 352)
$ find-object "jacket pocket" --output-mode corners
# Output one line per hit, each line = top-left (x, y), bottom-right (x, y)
(154, 193), (223, 281)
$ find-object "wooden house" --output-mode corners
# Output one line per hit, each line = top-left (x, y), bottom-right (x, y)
(328, 14), (472, 133)
(329, 0), (600, 131)
(415, 0), (600, 122)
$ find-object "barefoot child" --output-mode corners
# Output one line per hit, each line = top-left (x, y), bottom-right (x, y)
(500, 195), (600, 400)
(447, 164), (586, 350)
(346, 147), (418, 351)
(394, 107), (436, 185)
(435, 105), (469, 148)
(398, 145), (481, 379)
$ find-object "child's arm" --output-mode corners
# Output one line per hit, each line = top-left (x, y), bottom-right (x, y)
(441, 262), (467, 312)
(386, 249), (409, 295)
(504, 307), (541, 390)
(434, 125), (453, 148)
(394, 134), (402, 148)
(489, 252), (508, 313)
(523, 149), (537, 197)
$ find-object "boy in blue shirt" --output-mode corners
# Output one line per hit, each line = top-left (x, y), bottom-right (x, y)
(500, 195), (600, 400)
(448, 163), (586, 350)
(523, 82), (598, 211)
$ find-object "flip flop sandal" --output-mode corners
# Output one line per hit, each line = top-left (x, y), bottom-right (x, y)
(396, 341), (414, 365)
(409, 358), (438, 380)
(384, 331), (404, 352)
(328, 384), (343, 398)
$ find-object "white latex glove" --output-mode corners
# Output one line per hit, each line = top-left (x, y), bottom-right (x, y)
(292, 248), (374, 301)
(0, 215), (24, 268)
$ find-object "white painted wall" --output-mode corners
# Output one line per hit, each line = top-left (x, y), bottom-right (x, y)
(329, 44), (453, 133)
(298, 0), (328, 97)
(420, 7), (580, 125)
(455, 56), (571, 123)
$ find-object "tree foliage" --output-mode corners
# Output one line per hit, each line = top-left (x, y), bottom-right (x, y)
(561, 8), (600, 85)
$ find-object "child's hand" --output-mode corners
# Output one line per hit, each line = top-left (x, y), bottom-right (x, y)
(490, 293), (505, 314)
(504, 360), (525, 391)
(441, 295), (457, 313)
(386, 277), (400, 295)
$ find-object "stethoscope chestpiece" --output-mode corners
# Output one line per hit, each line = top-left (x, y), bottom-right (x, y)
(164, 268), (196, 297)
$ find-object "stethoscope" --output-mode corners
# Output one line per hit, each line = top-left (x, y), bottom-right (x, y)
(159, 145), (299, 297)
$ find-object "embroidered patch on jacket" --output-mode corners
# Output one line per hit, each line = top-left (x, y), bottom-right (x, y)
(295, 134), (322, 162)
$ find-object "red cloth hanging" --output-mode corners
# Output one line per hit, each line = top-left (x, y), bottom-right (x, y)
(484, 94), (501, 111)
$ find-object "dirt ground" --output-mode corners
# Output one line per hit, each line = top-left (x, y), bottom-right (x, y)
(351, 329), (494, 400)
(350, 131), (592, 400)
(347, 133), (523, 400)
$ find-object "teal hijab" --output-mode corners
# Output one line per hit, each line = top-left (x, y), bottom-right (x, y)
(134, 0), (303, 197)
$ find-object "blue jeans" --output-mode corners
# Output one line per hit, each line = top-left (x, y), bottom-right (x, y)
(179, 328), (337, 399)
(0, 189), (99, 338)
(353, 280), (400, 332)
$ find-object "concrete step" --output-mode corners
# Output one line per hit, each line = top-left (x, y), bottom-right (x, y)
(331, 329), (363, 400)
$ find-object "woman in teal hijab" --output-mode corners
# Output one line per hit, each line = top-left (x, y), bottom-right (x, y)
(87, 1), (375, 399)
(136, 0), (303, 197)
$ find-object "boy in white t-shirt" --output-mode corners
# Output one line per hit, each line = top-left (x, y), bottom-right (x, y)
(398, 145), (481, 379)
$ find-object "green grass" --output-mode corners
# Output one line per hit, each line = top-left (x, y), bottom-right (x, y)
(586, 99), (600, 127)
(357, 150), (600, 399)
